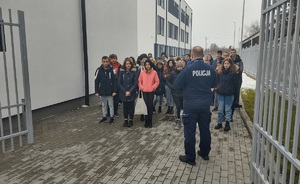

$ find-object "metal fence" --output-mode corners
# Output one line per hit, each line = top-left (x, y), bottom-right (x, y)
(0, 8), (33, 153)
(248, 0), (300, 183)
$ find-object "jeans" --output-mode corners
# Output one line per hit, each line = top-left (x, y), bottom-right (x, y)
(172, 95), (183, 119)
(100, 96), (114, 118)
(218, 94), (234, 123)
(165, 86), (174, 107)
(153, 95), (163, 107)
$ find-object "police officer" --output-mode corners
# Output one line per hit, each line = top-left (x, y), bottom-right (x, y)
(174, 46), (217, 165)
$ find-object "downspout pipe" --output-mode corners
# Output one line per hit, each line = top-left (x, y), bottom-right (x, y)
(81, 0), (89, 106)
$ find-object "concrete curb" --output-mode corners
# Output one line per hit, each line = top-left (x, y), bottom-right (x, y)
(238, 96), (253, 139)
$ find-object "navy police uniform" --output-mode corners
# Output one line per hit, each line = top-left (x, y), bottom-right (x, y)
(174, 58), (217, 163)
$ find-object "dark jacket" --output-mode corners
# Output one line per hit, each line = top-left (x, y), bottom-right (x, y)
(118, 68), (138, 102)
(155, 67), (166, 95)
(231, 54), (243, 83)
(174, 58), (217, 111)
(216, 69), (238, 96)
(94, 65), (118, 96)
(211, 57), (224, 69)
(166, 69), (182, 97)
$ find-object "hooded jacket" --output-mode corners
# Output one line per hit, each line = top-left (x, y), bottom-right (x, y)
(154, 67), (166, 95)
(166, 69), (182, 97)
(231, 54), (243, 82)
(118, 67), (138, 102)
(216, 69), (239, 96)
(94, 65), (118, 96)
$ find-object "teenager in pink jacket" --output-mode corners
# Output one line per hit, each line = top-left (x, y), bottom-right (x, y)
(138, 59), (160, 128)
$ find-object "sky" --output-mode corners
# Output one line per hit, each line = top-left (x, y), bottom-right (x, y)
(185, 0), (261, 49)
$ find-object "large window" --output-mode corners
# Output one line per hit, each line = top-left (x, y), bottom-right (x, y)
(185, 14), (189, 26)
(185, 32), (189, 43)
(158, 0), (165, 9)
(168, 22), (178, 40)
(157, 16), (165, 36)
(181, 9), (185, 24)
(181, 29), (185, 42)
(168, 0), (179, 19)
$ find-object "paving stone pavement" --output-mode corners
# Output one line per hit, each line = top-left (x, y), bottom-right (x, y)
(0, 100), (252, 184)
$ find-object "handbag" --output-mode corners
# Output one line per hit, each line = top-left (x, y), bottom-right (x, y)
(134, 91), (148, 115)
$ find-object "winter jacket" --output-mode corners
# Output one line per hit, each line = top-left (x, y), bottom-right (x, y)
(174, 58), (217, 111)
(155, 68), (166, 95)
(118, 68), (138, 102)
(231, 55), (243, 83)
(166, 69), (182, 97)
(138, 69), (160, 92)
(216, 69), (239, 96)
(111, 61), (121, 78)
(94, 65), (118, 96)
(211, 57), (224, 69)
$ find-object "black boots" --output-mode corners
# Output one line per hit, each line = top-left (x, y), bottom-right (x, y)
(166, 106), (174, 114)
(140, 115), (145, 121)
(158, 106), (162, 113)
(127, 120), (133, 127)
(123, 120), (128, 127)
(224, 121), (231, 131)
(144, 119), (152, 128)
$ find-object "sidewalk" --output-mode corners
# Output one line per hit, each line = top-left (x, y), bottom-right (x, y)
(0, 100), (252, 184)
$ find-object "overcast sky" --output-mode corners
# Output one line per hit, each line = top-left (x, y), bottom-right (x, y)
(185, 0), (262, 49)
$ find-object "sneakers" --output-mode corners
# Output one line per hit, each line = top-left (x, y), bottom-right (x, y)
(127, 120), (133, 127)
(212, 106), (218, 112)
(123, 120), (128, 127)
(197, 150), (209, 160)
(174, 119), (180, 130)
(109, 118), (114, 124)
(224, 121), (231, 131)
(158, 106), (162, 113)
(214, 123), (222, 129)
(179, 155), (196, 166)
(99, 117), (107, 123)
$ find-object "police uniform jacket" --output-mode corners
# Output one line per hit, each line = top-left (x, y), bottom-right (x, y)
(174, 59), (217, 111)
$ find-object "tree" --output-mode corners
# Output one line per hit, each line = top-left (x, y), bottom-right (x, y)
(209, 43), (219, 51)
(244, 20), (260, 38)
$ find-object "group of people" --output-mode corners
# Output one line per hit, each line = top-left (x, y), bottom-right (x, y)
(94, 46), (243, 166)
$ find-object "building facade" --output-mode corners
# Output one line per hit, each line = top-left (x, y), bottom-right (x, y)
(155, 0), (192, 58)
(0, 0), (192, 119)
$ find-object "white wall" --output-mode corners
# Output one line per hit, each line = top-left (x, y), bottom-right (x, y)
(86, 0), (138, 94)
(137, 0), (156, 55)
(1, 1), (84, 114)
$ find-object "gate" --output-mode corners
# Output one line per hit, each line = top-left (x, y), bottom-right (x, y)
(0, 8), (33, 153)
(252, 0), (300, 183)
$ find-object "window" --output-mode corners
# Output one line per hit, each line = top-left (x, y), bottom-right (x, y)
(181, 29), (185, 42)
(168, 22), (178, 40)
(168, 0), (179, 19)
(186, 14), (189, 26)
(157, 16), (165, 36)
(185, 32), (189, 43)
(158, 0), (165, 9)
(181, 9), (185, 24)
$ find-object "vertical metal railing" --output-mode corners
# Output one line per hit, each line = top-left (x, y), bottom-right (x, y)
(0, 8), (33, 153)
(250, 0), (300, 183)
